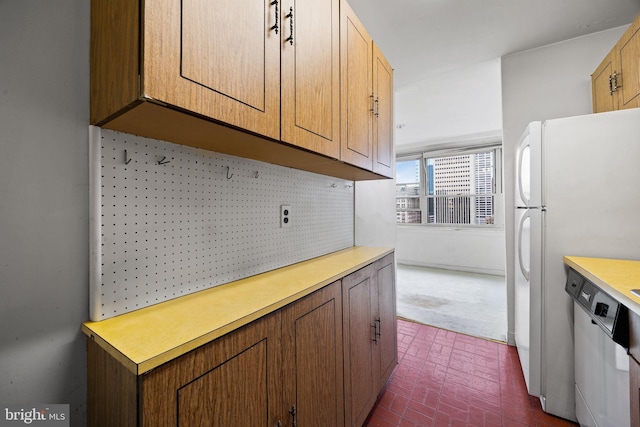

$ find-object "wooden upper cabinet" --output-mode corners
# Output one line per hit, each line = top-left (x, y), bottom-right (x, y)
(91, 0), (281, 139)
(592, 14), (640, 113)
(281, 0), (341, 158)
(591, 51), (618, 113)
(616, 16), (640, 110)
(372, 44), (394, 177)
(90, 0), (392, 180)
(340, 1), (395, 177)
(143, 0), (281, 139)
(340, 1), (374, 171)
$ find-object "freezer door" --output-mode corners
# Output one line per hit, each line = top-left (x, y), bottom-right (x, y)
(515, 121), (542, 207)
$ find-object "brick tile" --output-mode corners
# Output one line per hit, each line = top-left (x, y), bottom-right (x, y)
(364, 320), (579, 427)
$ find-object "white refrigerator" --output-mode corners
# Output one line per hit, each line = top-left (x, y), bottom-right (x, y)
(514, 108), (640, 422)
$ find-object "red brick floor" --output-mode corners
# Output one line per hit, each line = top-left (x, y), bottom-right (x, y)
(364, 319), (578, 427)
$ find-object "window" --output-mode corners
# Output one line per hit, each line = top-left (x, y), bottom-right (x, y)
(396, 146), (502, 226)
(396, 158), (422, 224)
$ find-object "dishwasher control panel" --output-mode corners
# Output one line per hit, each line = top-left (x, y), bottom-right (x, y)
(565, 268), (629, 348)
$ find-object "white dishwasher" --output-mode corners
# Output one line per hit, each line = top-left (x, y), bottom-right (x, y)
(566, 269), (630, 427)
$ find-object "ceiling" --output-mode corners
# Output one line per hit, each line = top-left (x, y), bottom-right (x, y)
(346, 0), (640, 89)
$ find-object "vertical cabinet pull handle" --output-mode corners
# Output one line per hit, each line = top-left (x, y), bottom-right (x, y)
(285, 7), (294, 45)
(270, 0), (279, 34)
(289, 405), (297, 427)
(375, 97), (380, 118)
(276, 421), (282, 427)
(609, 74), (614, 95)
(612, 70), (621, 92)
(370, 93), (375, 114)
(371, 318), (381, 343)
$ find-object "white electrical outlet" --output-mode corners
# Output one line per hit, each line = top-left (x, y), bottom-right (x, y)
(280, 205), (291, 228)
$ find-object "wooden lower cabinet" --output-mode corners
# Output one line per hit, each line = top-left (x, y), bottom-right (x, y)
(630, 358), (640, 427)
(88, 313), (281, 427)
(375, 254), (398, 388)
(342, 253), (397, 427)
(141, 313), (280, 427)
(629, 309), (640, 426)
(87, 256), (396, 427)
(281, 280), (344, 427)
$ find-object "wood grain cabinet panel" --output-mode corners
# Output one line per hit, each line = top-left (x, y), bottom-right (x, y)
(372, 44), (394, 178)
(616, 17), (640, 110)
(629, 310), (640, 426)
(92, 0), (280, 139)
(89, 0), (397, 181)
(592, 51), (618, 113)
(281, 280), (344, 427)
(340, 1), (394, 178)
(375, 254), (398, 388)
(281, 0), (341, 158)
(342, 253), (397, 427)
(140, 313), (281, 427)
(592, 14), (640, 113)
(343, 263), (378, 427)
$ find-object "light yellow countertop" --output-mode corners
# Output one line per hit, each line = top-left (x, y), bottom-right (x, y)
(82, 246), (393, 375)
(564, 256), (640, 315)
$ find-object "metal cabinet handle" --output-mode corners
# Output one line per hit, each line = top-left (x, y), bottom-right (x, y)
(612, 70), (621, 93)
(289, 405), (297, 427)
(270, 0), (279, 34)
(285, 7), (294, 45)
(375, 97), (380, 118)
(370, 93), (375, 114)
(609, 74), (614, 95)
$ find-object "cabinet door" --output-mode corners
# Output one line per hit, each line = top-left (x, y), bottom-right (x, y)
(281, 0), (340, 158)
(631, 358), (640, 427)
(342, 264), (377, 427)
(140, 313), (281, 427)
(340, 0), (374, 171)
(142, 0), (281, 140)
(616, 17), (640, 110)
(281, 281), (344, 427)
(591, 51), (617, 113)
(374, 253), (397, 389)
(372, 44), (394, 178)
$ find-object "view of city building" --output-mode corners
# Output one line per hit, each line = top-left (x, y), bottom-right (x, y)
(396, 151), (495, 225)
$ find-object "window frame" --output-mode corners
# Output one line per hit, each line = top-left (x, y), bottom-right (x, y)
(395, 155), (423, 224)
(396, 144), (503, 228)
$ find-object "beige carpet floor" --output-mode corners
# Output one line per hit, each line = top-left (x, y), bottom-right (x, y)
(396, 264), (507, 342)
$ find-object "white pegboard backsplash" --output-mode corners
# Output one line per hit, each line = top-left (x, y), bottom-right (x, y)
(89, 127), (354, 320)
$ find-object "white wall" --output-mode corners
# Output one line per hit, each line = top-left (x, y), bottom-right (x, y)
(355, 179), (397, 248)
(501, 25), (628, 345)
(395, 58), (503, 148)
(0, 1), (90, 424)
(393, 59), (506, 274)
(396, 227), (505, 275)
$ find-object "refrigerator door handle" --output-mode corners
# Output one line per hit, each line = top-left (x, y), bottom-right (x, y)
(516, 137), (530, 206)
(518, 210), (530, 281)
